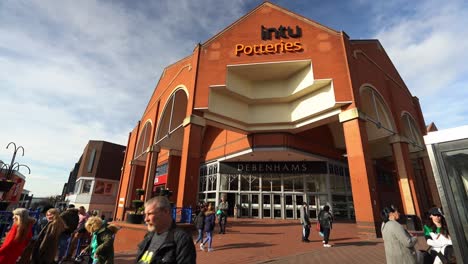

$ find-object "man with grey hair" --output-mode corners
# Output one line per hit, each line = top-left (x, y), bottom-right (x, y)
(217, 195), (229, 234)
(136, 196), (196, 264)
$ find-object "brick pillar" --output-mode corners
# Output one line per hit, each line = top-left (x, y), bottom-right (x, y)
(142, 145), (160, 201)
(177, 115), (205, 207)
(167, 151), (181, 203)
(389, 137), (421, 217)
(340, 109), (381, 238)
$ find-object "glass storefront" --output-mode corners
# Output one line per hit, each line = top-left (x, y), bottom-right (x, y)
(198, 160), (355, 220)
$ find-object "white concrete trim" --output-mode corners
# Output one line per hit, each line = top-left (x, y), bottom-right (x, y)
(424, 125), (468, 145)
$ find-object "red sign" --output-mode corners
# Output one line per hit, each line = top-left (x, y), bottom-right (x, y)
(154, 174), (167, 185)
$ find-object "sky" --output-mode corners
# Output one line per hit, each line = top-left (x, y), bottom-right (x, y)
(1, 0), (467, 197)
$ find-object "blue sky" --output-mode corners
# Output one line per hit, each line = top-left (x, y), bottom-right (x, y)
(1, 0), (467, 197)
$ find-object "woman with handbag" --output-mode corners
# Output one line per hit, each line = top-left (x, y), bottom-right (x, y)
(0, 208), (36, 264)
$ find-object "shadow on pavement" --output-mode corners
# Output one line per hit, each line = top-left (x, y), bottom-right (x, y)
(332, 240), (383, 247)
(115, 253), (137, 264)
(327, 237), (358, 242)
(229, 232), (283, 235)
(214, 242), (274, 251)
(230, 221), (299, 227)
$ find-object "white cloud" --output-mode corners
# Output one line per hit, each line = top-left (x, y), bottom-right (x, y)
(370, 0), (468, 127)
(3, 0), (466, 198)
(0, 0), (248, 197)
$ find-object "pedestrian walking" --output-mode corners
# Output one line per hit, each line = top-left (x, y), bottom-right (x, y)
(68, 205), (90, 260)
(299, 202), (311, 242)
(80, 216), (118, 264)
(58, 204), (79, 262)
(318, 205), (333, 247)
(136, 196), (196, 264)
(27, 208), (65, 264)
(217, 196), (229, 234)
(381, 206), (418, 264)
(194, 205), (206, 245)
(0, 208), (36, 264)
(200, 203), (216, 252)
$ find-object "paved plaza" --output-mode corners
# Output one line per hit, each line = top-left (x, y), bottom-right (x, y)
(112, 218), (428, 263)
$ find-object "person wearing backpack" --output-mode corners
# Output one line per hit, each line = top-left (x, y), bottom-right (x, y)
(318, 205), (333, 247)
(81, 216), (119, 264)
(58, 204), (79, 262)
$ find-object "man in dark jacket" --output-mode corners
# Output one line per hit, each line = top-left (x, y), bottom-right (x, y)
(58, 204), (79, 262)
(137, 196), (196, 264)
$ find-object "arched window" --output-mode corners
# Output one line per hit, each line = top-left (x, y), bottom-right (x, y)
(155, 88), (188, 150)
(360, 86), (396, 141)
(134, 121), (152, 159)
(401, 113), (424, 152)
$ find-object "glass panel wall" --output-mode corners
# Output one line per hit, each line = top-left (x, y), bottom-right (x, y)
(198, 161), (354, 220)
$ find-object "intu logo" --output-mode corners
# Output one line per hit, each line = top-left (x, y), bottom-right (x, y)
(261, 25), (302, 40)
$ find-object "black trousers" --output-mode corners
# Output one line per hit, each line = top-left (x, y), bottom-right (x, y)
(302, 225), (310, 241)
(323, 227), (331, 244)
(218, 215), (227, 233)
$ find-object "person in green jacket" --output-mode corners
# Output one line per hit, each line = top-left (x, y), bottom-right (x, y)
(81, 216), (119, 264)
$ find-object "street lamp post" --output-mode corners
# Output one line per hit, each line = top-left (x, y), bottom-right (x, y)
(0, 142), (31, 206)
(1, 142), (31, 180)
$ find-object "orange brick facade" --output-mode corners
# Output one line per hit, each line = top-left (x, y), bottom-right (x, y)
(114, 2), (438, 237)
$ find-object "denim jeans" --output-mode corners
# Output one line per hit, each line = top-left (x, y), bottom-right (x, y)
(202, 231), (213, 249)
(58, 232), (71, 260)
(195, 228), (204, 243)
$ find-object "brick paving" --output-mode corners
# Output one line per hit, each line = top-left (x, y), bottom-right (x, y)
(113, 218), (428, 264)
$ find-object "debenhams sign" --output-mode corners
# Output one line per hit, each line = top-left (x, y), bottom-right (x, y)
(220, 161), (327, 174)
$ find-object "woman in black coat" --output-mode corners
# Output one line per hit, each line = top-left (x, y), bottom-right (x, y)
(194, 206), (206, 245)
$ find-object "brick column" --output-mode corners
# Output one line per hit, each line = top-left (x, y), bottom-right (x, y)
(389, 136), (421, 217)
(340, 109), (381, 238)
(142, 101), (160, 201)
(177, 115), (205, 207)
(143, 145), (160, 201)
(167, 150), (181, 202)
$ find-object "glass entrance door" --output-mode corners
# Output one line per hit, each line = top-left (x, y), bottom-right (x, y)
(263, 194), (271, 218)
(308, 195), (319, 219)
(262, 194), (282, 218)
(240, 193), (260, 218)
(273, 194), (282, 218)
(284, 194), (295, 219)
(295, 195), (304, 219)
(309, 194), (330, 219)
(251, 194), (259, 218)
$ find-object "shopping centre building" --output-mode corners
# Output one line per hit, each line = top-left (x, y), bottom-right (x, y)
(114, 2), (439, 237)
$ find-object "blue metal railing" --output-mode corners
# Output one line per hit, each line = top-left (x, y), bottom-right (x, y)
(0, 210), (41, 241)
(171, 207), (192, 224)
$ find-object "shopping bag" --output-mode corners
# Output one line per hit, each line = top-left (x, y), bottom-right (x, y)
(315, 222), (321, 231)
